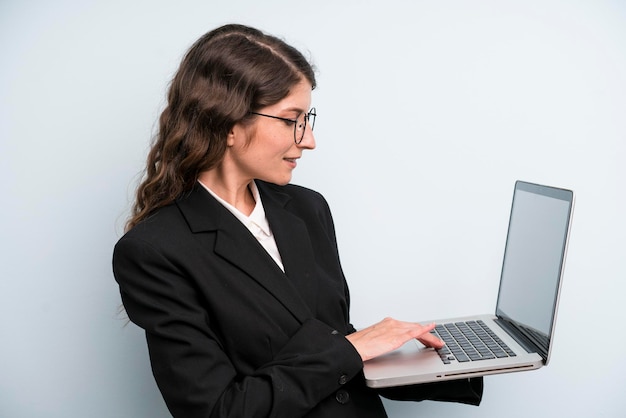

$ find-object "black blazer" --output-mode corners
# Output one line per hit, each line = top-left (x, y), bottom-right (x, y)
(113, 181), (481, 418)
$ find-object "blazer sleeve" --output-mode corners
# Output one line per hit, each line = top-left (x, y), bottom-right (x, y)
(113, 235), (364, 418)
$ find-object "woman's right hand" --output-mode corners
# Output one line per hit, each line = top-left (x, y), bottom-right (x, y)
(345, 317), (444, 362)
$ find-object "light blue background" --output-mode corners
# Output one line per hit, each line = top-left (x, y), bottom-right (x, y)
(2, 1), (625, 416)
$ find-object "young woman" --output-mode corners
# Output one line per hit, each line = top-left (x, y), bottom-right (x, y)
(113, 24), (482, 417)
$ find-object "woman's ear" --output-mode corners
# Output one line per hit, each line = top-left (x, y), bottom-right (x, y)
(227, 122), (252, 148)
(226, 126), (237, 147)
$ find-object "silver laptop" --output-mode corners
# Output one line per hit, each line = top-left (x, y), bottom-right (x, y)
(364, 180), (574, 388)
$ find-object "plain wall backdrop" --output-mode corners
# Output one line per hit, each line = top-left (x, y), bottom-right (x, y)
(1, 0), (625, 416)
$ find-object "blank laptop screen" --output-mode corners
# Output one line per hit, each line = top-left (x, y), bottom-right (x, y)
(495, 182), (572, 348)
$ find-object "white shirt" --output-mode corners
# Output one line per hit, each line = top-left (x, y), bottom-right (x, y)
(198, 180), (285, 272)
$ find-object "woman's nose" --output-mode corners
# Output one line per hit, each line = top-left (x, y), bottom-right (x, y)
(298, 124), (316, 150)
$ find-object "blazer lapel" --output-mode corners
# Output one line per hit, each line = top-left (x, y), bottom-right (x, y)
(258, 182), (319, 315)
(176, 183), (313, 324)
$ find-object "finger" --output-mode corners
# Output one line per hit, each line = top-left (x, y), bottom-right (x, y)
(405, 322), (436, 339)
(417, 333), (445, 348)
(418, 322), (437, 333)
(415, 325), (445, 348)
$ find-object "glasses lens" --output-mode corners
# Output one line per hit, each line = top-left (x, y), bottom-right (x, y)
(294, 109), (316, 144)
(294, 112), (306, 144)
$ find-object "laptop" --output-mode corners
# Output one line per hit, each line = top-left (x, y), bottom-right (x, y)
(363, 180), (574, 388)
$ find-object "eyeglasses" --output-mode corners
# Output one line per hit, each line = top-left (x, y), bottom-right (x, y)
(249, 108), (316, 144)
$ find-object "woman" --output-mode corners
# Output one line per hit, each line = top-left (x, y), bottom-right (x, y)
(113, 24), (482, 417)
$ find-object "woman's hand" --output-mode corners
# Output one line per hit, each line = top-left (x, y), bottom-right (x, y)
(345, 317), (444, 362)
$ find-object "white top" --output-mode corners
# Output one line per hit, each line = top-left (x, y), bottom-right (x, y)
(198, 180), (285, 272)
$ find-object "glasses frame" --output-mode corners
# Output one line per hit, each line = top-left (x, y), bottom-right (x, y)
(249, 107), (316, 144)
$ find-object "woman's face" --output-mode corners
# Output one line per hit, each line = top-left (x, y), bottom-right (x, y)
(226, 80), (316, 186)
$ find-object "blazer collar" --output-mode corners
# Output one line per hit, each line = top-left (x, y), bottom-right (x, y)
(176, 181), (316, 323)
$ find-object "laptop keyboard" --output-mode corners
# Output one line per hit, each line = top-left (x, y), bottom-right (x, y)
(430, 320), (517, 364)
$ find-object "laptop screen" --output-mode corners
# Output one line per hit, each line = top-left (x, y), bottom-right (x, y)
(495, 181), (574, 359)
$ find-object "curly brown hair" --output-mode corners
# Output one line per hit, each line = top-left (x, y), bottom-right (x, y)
(126, 24), (316, 231)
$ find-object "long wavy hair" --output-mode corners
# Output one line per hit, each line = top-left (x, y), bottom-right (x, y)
(126, 24), (316, 231)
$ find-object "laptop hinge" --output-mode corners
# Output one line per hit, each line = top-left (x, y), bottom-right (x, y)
(494, 318), (546, 361)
